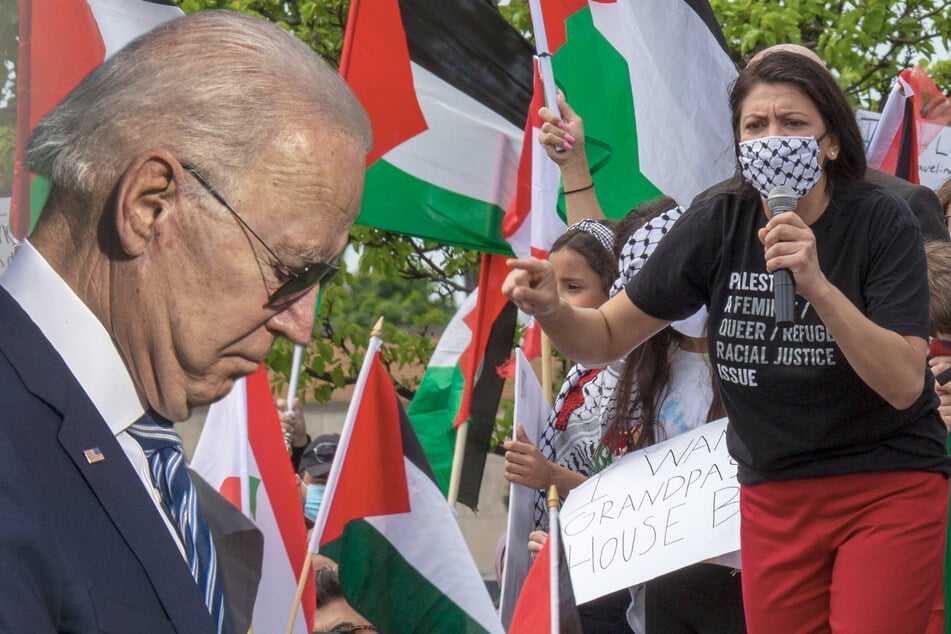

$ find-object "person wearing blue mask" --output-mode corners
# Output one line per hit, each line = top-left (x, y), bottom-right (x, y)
(297, 434), (339, 526)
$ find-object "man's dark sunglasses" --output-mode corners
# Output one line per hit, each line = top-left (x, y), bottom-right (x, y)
(182, 163), (339, 304)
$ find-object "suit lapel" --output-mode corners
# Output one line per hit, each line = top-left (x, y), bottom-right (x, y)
(0, 289), (215, 632)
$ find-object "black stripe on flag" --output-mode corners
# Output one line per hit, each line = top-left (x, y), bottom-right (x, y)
(895, 96), (916, 181)
(457, 300), (518, 511)
(397, 393), (441, 489)
(398, 0), (535, 129)
(683, 0), (731, 56)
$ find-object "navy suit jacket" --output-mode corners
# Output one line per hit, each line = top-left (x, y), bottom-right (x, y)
(0, 288), (259, 633)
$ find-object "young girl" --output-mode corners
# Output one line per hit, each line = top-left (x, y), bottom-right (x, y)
(506, 201), (743, 633)
(504, 218), (627, 632)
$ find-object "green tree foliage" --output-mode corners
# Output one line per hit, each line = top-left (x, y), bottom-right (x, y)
(0, 0), (19, 197)
(710, 0), (951, 110)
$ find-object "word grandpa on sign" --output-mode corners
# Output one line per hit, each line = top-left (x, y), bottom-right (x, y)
(560, 418), (740, 604)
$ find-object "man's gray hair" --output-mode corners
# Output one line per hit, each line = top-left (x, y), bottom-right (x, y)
(27, 10), (372, 203)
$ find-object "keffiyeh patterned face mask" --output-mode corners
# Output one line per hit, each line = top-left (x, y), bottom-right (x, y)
(738, 134), (825, 199)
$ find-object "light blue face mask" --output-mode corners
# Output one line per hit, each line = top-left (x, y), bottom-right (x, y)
(304, 483), (326, 522)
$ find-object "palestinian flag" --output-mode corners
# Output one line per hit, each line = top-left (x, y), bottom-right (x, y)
(407, 252), (516, 507)
(191, 366), (314, 634)
(509, 491), (583, 634)
(313, 336), (503, 634)
(12, 0), (183, 240)
(866, 66), (951, 184)
(538, 0), (737, 214)
(340, 0), (534, 253)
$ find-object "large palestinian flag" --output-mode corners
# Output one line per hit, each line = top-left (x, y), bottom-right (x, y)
(340, 0), (535, 253)
(539, 0), (737, 214)
(12, 0), (183, 240)
(313, 336), (503, 633)
(191, 366), (315, 634)
(407, 252), (515, 507)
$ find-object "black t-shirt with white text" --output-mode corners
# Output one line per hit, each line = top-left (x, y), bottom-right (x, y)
(628, 180), (950, 484)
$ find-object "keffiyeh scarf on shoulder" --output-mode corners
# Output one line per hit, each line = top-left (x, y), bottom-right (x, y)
(533, 364), (605, 530)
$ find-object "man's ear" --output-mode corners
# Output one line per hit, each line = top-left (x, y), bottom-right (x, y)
(114, 151), (181, 257)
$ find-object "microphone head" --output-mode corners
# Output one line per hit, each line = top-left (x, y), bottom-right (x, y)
(767, 185), (799, 215)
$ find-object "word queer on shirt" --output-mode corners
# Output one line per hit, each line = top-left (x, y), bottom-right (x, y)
(560, 418), (739, 605)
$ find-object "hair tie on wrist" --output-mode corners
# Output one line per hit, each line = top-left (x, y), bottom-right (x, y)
(564, 182), (594, 195)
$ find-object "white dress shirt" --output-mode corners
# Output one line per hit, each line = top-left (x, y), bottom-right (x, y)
(1, 241), (186, 558)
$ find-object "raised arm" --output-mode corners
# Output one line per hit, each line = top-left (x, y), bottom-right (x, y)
(538, 93), (606, 225)
(502, 257), (668, 366)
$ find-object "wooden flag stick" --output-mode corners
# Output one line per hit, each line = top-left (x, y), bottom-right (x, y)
(548, 484), (561, 634)
(446, 420), (469, 505)
(285, 550), (314, 634)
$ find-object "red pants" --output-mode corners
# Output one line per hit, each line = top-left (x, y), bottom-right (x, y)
(741, 471), (949, 634)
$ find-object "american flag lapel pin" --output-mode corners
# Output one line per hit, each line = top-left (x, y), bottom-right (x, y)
(83, 447), (105, 464)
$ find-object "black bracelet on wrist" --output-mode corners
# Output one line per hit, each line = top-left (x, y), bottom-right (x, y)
(564, 182), (594, 195)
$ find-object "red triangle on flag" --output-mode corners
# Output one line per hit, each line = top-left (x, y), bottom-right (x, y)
(538, 0), (589, 53)
(319, 352), (411, 545)
(508, 531), (583, 634)
(13, 0), (106, 240)
(340, 0), (429, 166)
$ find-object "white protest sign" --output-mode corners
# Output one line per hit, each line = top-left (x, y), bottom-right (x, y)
(0, 199), (14, 275)
(857, 110), (951, 191)
(560, 417), (740, 604)
(498, 348), (550, 629)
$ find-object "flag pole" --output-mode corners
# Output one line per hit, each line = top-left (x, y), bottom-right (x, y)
(283, 344), (305, 452)
(446, 421), (469, 505)
(528, 0), (558, 406)
(541, 333), (553, 404)
(283, 290), (326, 452)
(547, 484), (561, 634)
(528, 0), (561, 116)
(286, 317), (385, 634)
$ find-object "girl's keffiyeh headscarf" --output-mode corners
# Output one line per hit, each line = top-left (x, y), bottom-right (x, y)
(611, 205), (707, 337)
(565, 218), (615, 254)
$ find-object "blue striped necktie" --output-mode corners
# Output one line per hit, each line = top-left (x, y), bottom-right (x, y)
(128, 411), (225, 632)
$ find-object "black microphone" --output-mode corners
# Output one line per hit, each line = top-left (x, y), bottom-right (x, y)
(767, 186), (799, 328)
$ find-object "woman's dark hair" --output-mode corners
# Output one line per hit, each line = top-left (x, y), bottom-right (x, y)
(549, 220), (618, 296)
(729, 51), (866, 188)
(594, 200), (724, 468)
